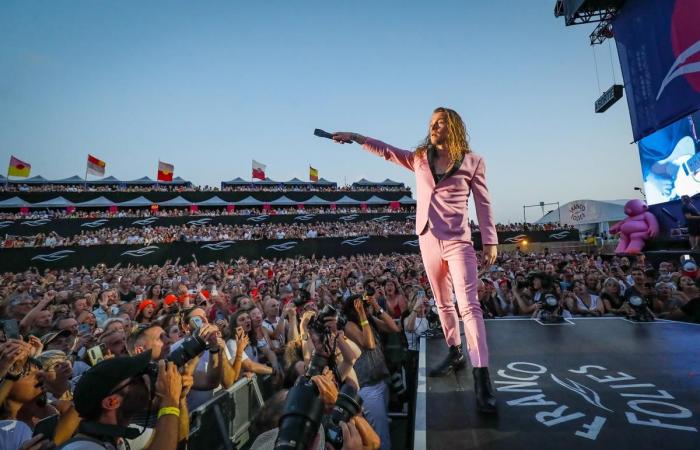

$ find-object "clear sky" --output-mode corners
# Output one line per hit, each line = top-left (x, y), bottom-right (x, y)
(0, 0), (641, 223)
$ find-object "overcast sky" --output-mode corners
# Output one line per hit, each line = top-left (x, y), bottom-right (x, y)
(0, 1), (641, 223)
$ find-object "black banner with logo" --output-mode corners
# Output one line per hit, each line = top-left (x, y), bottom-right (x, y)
(0, 229), (579, 272)
(0, 236), (421, 271)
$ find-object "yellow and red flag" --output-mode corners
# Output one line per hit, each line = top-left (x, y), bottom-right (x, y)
(8, 156), (31, 178)
(87, 154), (106, 176)
(309, 166), (318, 182)
(157, 160), (174, 182)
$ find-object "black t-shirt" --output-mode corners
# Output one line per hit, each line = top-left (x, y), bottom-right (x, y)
(119, 289), (136, 303)
(682, 203), (700, 225)
(681, 297), (700, 323)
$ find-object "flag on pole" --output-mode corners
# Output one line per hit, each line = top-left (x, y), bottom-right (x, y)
(157, 161), (174, 182)
(309, 166), (319, 182)
(252, 160), (266, 180)
(8, 156), (31, 178)
(87, 154), (106, 176)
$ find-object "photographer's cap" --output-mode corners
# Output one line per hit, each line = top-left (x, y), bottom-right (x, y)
(73, 351), (152, 418)
(40, 329), (73, 347)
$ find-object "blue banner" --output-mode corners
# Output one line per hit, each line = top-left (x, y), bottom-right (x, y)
(614, 0), (700, 141)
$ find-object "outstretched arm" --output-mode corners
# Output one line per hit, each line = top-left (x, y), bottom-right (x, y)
(332, 132), (416, 172)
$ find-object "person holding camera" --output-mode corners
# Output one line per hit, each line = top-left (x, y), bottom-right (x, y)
(332, 107), (500, 415)
(341, 293), (399, 450)
(59, 353), (183, 450)
(300, 307), (362, 388)
(169, 307), (230, 409)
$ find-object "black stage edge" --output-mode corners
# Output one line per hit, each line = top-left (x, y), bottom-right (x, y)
(644, 249), (700, 267)
(416, 318), (700, 450)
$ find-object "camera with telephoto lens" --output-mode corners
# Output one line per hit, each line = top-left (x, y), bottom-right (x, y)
(323, 384), (363, 449)
(627, 295), (654, 322)
(539, 293), (564, 323)
(274, 354), (329, 450)
(144, 331), (208, 384)
(293, 289), (311, 308)
(308, 305), (340, 335)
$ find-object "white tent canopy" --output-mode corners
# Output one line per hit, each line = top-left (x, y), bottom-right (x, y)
(535, 199), (630, 227)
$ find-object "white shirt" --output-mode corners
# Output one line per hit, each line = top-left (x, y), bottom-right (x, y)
(225, 339), (250, 362)
(403, 315), (429, 351)
(170, 338), (230, 410)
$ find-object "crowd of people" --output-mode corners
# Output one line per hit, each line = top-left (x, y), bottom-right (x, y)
(0, 205), (413, 221)
(2, 220), (415, 248)
(1, 246), (699, 449)
(1, 183), (408, 194)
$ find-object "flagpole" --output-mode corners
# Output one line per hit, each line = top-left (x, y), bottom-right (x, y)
(5, 159), (9, 188)
(84, 159), (88, 190)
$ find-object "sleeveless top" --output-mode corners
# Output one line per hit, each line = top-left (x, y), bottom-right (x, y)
(575, 294), (600, 311)
(353, 325), (390, 387)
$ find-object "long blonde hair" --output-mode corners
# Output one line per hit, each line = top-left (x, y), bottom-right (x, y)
(415, 107), (471, 161)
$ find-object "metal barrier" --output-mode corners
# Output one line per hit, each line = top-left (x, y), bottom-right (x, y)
(188, 376), (265, 450)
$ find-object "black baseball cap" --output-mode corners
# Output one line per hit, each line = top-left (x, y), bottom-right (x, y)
(73, 351), (152, 419)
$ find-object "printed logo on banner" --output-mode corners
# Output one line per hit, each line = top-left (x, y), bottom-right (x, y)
(247, 215), (269, 223)
(293, 214), (316, 221)
(266, 241), (298, 251)
(131, 217), (159, 226)
(30, 250), (75, 262)
(338, 214), (359, 222)
(402, 239), (419, 247)
(0, 221), (13, 229)
(370, 216), (391, 222)
(81, 219), (109, 228)
(569, 203), (586, 222)
(658, 1), (700, 99)
(341, 236), (370, 246)
(614, 0), (700, 140)
(504, 234), (528, 244)
(495, 361), (697, 441)
(121, 246), (160, 257)
(186, 218), (212, 226)
(22, 219), (51, 227)
(549, 231), (571, 240)
(201, 241), (236, 251)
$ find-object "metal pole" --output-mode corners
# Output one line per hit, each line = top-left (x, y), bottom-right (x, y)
(557, 202), (561, 225)
(523, 205), (526, 224)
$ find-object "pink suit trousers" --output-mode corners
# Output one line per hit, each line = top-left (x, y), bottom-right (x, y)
(361, 137), (497, 367)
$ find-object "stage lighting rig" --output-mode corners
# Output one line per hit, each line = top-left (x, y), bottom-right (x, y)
(595, 84), (624, 113)
(554, 0), (626, 26)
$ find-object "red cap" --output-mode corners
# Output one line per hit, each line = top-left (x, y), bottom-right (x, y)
(164, 294), (178, 306)
(138, 299), (157, 312)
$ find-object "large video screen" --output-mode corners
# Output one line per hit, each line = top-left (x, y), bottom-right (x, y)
(639, 111), (700, 205)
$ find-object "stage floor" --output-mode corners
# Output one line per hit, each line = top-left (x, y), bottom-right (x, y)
(415, 318), (700, 450)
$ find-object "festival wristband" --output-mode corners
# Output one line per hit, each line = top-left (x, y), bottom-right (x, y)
(158, 406), (181, 419)
(360, 320), (369, 327)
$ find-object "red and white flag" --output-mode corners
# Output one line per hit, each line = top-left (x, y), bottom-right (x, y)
(252, 160), (266, 180)
(157, 160), (174, 182)
(87, 154), (106, 176)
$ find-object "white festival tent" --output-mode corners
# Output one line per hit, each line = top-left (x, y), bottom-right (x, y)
(535, 199), (631, 234)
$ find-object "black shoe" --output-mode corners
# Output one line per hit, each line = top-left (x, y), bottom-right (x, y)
(428, 344), (466, 377)
(473, 367), (498, 414)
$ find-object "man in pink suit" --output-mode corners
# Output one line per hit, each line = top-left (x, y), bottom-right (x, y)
(332, 107), (498, 414)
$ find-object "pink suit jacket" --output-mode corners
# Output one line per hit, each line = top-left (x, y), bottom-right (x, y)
(362, 138), (498, 245)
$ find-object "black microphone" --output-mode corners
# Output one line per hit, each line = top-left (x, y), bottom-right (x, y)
(314, 128), (352, 143)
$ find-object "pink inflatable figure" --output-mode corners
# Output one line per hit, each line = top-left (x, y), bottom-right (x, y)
(609, 199), (659, 254)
